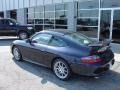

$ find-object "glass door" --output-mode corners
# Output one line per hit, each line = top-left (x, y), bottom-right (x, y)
(100, 10), (112, 40)
(112, 10), (120, 43)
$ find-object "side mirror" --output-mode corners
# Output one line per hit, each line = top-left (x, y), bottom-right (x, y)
(26, 39), (37, 45)
(10, 23), (14, 26)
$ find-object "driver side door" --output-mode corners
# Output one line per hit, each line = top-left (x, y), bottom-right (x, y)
(21, 33), (52, 65)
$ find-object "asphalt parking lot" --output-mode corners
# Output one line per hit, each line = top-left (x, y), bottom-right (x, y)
(0, 38), (120, 90)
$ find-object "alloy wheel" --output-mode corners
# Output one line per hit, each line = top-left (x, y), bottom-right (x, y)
(53, 60), (70, 80)
(13, 47), (21, 61)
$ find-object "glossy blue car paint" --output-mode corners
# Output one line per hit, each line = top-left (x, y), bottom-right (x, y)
(11, 29), (115, 76)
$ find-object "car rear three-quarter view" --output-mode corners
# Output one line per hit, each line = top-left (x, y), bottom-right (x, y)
(11, 29), (115, 80)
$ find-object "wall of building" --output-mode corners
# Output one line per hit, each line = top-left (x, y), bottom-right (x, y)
(0, 0), (76, 11)
(0, 0), (120, 43)
(17, 8), (27, 25)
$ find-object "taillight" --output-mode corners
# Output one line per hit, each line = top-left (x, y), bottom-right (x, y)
(81, 55), (103, 64)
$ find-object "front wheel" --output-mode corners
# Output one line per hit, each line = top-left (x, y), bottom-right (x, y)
(12, 46), (22, 61)
(53, 59), (71, 80)
(18, 31), (28, 40)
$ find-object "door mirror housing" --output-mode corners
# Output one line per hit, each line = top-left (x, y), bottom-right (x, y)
(26, 38), (37, 44)
(10, 22), (14, 26)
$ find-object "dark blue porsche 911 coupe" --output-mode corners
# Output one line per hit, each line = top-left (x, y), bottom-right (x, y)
(11, 29), (115, 80)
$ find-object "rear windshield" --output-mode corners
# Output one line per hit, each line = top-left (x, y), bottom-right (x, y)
(65, 32), (93, 45)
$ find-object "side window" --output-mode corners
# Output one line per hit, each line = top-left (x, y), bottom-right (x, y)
(32, 33), (52, 45)
(49, 36), (67, 47)
(0, 20), (4, 25)
(4, 20), (14, 26)
(8, 20), (14, 26)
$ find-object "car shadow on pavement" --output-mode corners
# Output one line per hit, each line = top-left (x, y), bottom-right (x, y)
(13, 58), (120, 90)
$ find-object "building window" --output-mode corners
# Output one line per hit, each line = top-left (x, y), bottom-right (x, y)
(28, 7), (34, 14)
(101, 0), (120, 8)
(45, 5), (54, 11)
(77, 1), (99, 38)
(27, 7), (35, 24)
(0, 12), (4, 18)
(78, 10), (99, 18)
(27, 13), (34, 24)
(26, 3), (68, 31)
(55, 4), (68, 29)
(77, 18), (98, 26)
(78, 0), (99, 9)
(35, 6), (44, 12)
(55, 4), (68, 10)
(27, 6), (44, 31)
(45, 12), (54, 19)
(27, 19), (34, 24)
(28, 13), (34, 19)
(34, 13), (44, 19)
(35, 19), (43, 24)
(44, 5), (55, 30)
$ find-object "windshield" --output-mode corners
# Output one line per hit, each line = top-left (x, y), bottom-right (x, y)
(65, 32), (93, 45)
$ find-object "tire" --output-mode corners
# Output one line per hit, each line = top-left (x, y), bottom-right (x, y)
(53, 59), (71, 80)
(18, 31), (28, 40)
(12, 46), (22, 61)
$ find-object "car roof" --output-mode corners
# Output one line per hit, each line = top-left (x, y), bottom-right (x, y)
(40, 29), (75, 36)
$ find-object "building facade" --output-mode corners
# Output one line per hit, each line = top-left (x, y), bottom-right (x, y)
(0, 0), (120, 43)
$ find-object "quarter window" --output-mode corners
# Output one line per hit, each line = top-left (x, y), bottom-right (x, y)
(49, 36), (67, 47)
(32, 33), (52, 45)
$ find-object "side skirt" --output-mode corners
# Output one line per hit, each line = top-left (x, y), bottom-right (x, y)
(23, 58), (49, 68)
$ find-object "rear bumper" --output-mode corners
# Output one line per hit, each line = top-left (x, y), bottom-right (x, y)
(70, 59), (115, 76)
